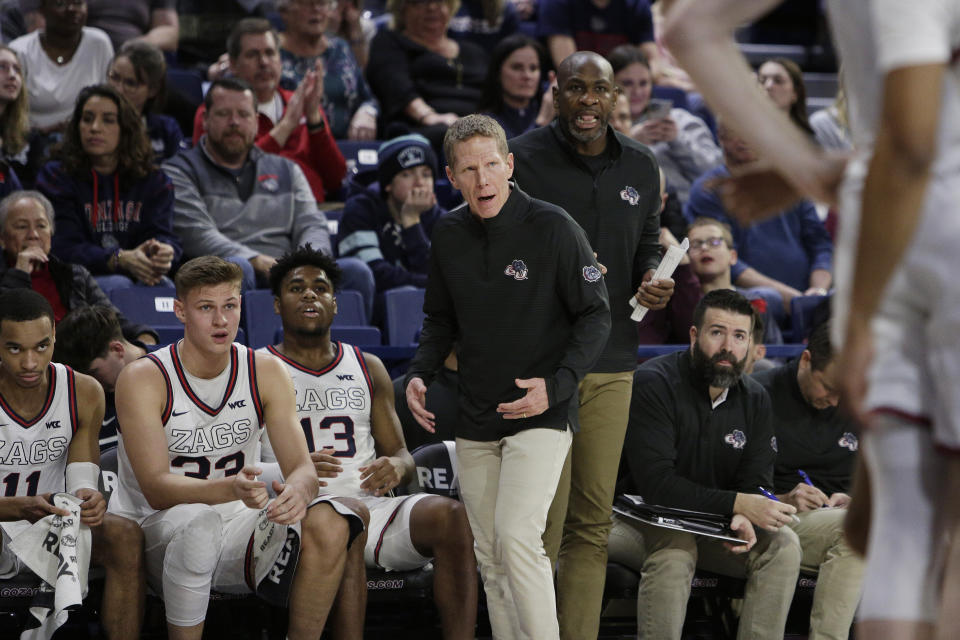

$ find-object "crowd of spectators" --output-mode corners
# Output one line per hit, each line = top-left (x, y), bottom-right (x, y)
(0, 0), (854, 637)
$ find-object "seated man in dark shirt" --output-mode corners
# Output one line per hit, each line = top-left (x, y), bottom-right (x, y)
(752, 319), (864, 638)
(609, 289), (801, 639)
(54, 304), (153, 451)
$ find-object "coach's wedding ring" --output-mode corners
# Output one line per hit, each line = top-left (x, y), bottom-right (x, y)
(522, 412), (526, 419)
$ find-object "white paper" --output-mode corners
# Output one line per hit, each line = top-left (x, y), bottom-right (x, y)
(630, 238), (689, 322)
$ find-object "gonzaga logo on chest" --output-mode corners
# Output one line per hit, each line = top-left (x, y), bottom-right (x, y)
(504, 259), (528, 281)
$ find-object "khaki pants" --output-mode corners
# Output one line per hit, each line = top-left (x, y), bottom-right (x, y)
(456, 427), (572, 640)
(608, 514), (802, 640)
(790, 508), (864, 640)
(543, 370), (634, 640)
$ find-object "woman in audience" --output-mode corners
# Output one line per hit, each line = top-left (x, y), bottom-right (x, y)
(477, 34), (553, 139)
(366, 0), (487, 147)
(276, 0), (378, 140)
(0, 46), (28, 199)
(608, 44), (721, 204)
(107, 41), (185, 161)
(757, 57), (814, 136)
(37, 84), (179, 295)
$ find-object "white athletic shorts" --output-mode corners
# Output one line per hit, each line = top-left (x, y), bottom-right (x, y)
(137, 496), (362, 605)
(0, 525), (27, 579)
(363, 493), (433, 571)
(834, 161), (960, 449)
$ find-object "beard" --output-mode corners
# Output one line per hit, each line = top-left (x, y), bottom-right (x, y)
(691, 341), (745, 389)
(207, 129), (252, 164)
(559, 111), (608, 145)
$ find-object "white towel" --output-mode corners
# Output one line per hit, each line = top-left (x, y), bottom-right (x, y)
(8, 493), (91, 640)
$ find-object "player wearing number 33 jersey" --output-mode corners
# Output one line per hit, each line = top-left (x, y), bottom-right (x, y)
(110, 341), (264, 522)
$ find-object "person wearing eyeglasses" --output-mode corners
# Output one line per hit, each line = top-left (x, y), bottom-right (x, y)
(275, 0), (379, 141)
(107, 40), (185, 161)
(192, 17), (348, 206)
(638, 217), (783, 346)
(684, 121), (833, 325)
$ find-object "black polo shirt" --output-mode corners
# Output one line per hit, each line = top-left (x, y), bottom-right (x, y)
(623, 349), (776, 515)
(752, 359), (859, 495)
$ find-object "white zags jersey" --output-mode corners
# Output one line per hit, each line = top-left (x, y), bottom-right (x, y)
(110, 343), (264, 522)
(259, 343), (375, 498)
(0, 363), (77, 496)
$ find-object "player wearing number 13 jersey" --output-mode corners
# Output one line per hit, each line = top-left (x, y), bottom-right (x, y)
(259, 246), (478, 639)
(108, 256), (364, 640)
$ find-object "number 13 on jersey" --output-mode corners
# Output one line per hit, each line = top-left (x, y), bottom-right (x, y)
(300, 416), (357, 457)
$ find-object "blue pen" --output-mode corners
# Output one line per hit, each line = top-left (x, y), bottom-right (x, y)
(798, 470), (829, 507)
(758, 486), (801, 523)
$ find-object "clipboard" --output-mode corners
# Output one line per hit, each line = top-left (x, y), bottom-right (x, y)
(613, 494), (748, 545)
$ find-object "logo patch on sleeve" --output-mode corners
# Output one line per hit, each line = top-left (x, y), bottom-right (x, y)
(620, 185), (640, 206)
(504, 259), (528, 281)
(582, 265), (602, 282)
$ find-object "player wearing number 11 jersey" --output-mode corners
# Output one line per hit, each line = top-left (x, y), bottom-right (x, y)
(0, 289), (144, 638)
(109, 256), (364, 640)
(259, 246), (478, 639)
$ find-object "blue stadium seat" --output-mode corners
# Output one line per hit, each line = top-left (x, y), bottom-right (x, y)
(167, 68), (204, 107)
(243, 289), (280, 350)
(330, 325), (381, 346)
(384, 287), (425, 346)
(337, 140), (382, 175)
(333, 289), (366, 326)
(789, 293), (830, 342)
(110, 286), (184, 345)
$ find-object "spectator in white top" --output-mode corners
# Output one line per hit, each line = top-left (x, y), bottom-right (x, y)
(10, 0), (113, 133)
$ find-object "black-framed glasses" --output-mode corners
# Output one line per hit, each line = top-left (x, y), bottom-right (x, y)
(50, 0), (85, 8)
(688, 236), (726, 251)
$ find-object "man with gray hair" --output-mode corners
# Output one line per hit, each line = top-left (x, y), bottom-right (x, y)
(0, 190), (157, 344)
(404, 114), (611, 640)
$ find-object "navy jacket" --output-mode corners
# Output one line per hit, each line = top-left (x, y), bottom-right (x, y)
(39, 161), (181, 276)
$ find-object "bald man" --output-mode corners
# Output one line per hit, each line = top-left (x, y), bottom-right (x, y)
(509, 51), (672, 640)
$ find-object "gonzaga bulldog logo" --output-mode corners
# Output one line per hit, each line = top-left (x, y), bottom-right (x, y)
(620, 185), (640, 206)
(504, 259), (528, 280)
(838, 432), (859, 451)
(582, 265), (602, 282)
(724, 429), (747, 450)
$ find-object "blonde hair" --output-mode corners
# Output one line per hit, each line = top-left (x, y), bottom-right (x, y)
(175, 256), (243, 299)
(0, 46), (28, 156)
(443, 114), (508, 171)
(388, 0), (461, 31)
(687, 217), (734, 249)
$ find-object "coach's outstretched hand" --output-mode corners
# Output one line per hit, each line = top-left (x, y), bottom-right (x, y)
(406, 377), (436, 432)
(497, 378), (548, 419)
(233, 466), (269, 510)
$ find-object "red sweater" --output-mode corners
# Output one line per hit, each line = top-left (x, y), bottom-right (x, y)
(193, 88), (346, 202)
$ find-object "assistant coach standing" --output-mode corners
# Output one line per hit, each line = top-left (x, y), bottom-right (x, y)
(405, 114), (610, 640)
(509, 51), (674, 640)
